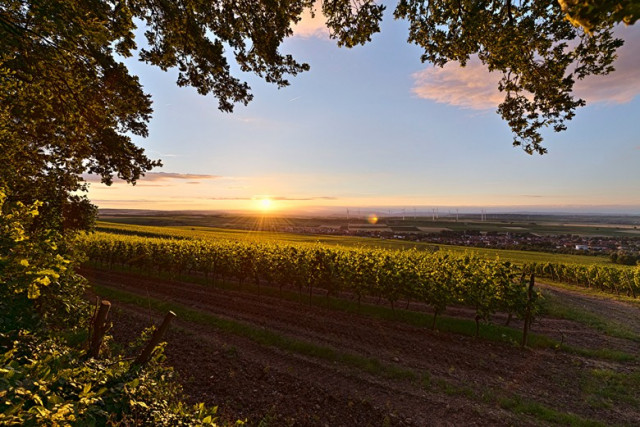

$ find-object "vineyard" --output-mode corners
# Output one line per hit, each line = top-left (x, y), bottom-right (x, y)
(79, 229), (640, 313)
(79, 232), (539, 332)
(73, 226), (640, 425)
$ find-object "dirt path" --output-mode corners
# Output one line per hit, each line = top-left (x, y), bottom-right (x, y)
(537, 281), (640, 336)
(83, 267), (640, 426)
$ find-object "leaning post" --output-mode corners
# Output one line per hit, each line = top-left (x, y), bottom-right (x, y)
(89, 300), (111, 358)
(134, 311), (177, 366)
(521, 273), (535, 348)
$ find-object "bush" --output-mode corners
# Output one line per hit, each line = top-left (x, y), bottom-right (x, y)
(1, 187), (223, 426)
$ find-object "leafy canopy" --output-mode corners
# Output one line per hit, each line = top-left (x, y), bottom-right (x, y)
(560, 0), (639, 33)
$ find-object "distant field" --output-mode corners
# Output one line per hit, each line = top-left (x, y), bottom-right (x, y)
(98, 211), (640, 237)
(95, 220), (616, 267)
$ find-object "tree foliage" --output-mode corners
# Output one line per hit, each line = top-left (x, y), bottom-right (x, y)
(0, 1), (631, 231)
(560, 0), (640, 33)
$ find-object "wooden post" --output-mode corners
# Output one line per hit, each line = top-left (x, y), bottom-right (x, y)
(134, 311), (177, 366)
(89, 300), (111, 358)
(521, 273), (535, 348)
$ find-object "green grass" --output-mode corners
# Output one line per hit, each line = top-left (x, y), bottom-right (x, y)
(498, 396), (605, 427)
(563, 346), (638, 363)
(582, 369), (640, 410)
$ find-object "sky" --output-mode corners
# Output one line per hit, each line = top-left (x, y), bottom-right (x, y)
(86, 7), (640, 216)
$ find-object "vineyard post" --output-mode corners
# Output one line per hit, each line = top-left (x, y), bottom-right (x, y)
(89, 300), (111, 358)
(521, 273), (535, 348)
(626, 271), (636, 298)
(134, 311), (177, 366)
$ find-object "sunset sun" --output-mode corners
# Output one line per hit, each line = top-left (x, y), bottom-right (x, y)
(257, 197), (274, 212)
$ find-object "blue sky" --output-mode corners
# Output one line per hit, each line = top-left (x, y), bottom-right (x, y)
(87, 8), (640, 215)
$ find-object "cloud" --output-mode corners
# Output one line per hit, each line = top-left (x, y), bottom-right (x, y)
(292, 2), (329, 39)
(207, 195), (338, 201)
(411, 59), (503, 110)
(574, 25), (640, 104)
(82, 172), (220, 184)
(411, 26), (640, 110)
(271, 196), (337, 201)
(140, 172), (220, 181)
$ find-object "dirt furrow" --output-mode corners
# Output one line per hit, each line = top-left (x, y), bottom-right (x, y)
(83, 267), (640, 425)
(109, 299), (522, 426)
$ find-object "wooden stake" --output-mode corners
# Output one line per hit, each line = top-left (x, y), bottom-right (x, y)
(134, 311), (177, 366)
(89, 300), (111, 358)
(521, 273), (535, 348)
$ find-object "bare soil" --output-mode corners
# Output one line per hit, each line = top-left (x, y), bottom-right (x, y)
(82, 267), (640, 426)
(537, 281), (640, 335)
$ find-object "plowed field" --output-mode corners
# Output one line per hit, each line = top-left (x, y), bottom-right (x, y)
(82, 267), (640, 426)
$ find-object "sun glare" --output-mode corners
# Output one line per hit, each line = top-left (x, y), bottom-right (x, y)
(257, 197), (273, 212)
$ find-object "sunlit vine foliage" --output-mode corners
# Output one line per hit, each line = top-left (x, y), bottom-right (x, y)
(79, 232), (542, 327)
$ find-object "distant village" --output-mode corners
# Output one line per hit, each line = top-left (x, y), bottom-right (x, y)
(276, 223), (640, 260)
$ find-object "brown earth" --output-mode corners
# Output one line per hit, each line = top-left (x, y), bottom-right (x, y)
(537, 281), (640, 336)
(81, 267), (640, 426)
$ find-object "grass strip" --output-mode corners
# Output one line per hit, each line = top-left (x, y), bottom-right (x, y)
(563, 346), (637, 363)
(581, 368), (640, 410)
(498, 396), (605, 427)
(94, 284), (416, 381)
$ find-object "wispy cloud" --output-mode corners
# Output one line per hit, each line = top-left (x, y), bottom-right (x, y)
(207, 195), (338, 201)
(411, 26), (640, 110)
(140, 172), (220, 181)
(83, 172), (220, 184)
(146, 149), (179, 158)
(270, 196), (337, 201)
